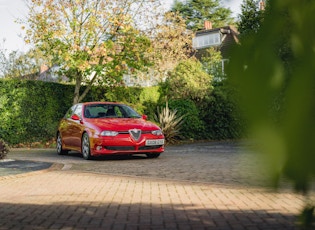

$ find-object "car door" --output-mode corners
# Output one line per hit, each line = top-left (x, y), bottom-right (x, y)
(60, 104), (77, 148)
(68, 104), (84, 150)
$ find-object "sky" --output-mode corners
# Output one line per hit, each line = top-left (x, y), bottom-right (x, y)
(0, 0), (29, 52)
(0, 0), (242, 53)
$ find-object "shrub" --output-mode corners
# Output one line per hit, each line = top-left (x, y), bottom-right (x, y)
(154, 103), (185, 144)
(100, 85), (160, 120)
(0, 139), (9, 159)
(199, 82), (244, 140)
(161, 59), (213, 101)
(168, 99), (206, 140)
(140, 86), (160, 120)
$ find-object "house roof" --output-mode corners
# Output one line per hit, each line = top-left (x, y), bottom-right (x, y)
(194, 25), (239, 59)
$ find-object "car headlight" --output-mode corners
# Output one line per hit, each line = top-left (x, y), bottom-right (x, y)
(151, 129), (163, 136)
(100, 131), (119, 136)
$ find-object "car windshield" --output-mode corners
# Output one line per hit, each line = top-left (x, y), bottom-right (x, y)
(84, 104), (141, 119)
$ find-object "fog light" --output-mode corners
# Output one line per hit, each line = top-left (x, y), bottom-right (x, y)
(96, 146), (102, 150)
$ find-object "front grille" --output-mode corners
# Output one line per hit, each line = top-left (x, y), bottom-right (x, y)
(142, 131), (151, 134)
(118, 130), (151, 134)
(105, 146), (135, 151)
(138, 145), (163, 150)
(118, 131), (129, 134)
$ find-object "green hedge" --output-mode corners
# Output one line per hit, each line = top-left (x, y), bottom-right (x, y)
(0, 79), (160, 145)
(0, 79), (74, 145)
(90, 85), (160, 120)
(0, 79), (242, 145)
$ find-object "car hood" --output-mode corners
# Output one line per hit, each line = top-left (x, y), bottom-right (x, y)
(88, 118), (161, 131)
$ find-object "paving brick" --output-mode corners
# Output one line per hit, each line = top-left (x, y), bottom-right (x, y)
(1, 142), (314, 229)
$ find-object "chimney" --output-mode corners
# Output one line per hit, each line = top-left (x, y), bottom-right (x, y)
(204, 21), (212, 30)
(40, 64), (49, 74)
(259, 0), (265, 10)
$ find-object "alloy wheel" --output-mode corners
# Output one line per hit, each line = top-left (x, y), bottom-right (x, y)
(82, 133), (92, 160)
(57, 133), (68, 155)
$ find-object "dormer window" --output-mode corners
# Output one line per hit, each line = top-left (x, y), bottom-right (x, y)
(193, 32), (221, 49)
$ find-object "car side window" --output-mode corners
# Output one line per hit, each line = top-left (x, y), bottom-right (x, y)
(114, 106), (123, 117)
(121, 105), (141, 118)
(65, 105), (77, 119)
(73, 104), (83, 118)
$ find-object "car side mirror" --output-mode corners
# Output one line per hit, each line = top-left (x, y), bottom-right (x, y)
(71, 114), (80, 121)
(142, 114), (147, 120)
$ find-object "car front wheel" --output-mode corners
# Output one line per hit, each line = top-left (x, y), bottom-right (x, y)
(56, 132), (68, 155)
(82, 132), (92, 160)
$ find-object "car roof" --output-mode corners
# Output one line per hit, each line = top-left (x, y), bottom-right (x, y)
(81, 102), (121, 106)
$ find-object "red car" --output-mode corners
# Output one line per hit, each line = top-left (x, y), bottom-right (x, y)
(56, 102), (165, 160)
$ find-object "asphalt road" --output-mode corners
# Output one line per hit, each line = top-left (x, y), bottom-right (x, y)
(3, 141), (291, 189)
(0, 159), (52, 176)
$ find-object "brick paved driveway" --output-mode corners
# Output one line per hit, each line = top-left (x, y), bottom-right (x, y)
(0, 141), (313, 229)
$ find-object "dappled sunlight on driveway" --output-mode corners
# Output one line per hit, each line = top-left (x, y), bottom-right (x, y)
(0, 169), (307, 229)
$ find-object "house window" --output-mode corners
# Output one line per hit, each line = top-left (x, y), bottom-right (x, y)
(193, 33), (221, 49)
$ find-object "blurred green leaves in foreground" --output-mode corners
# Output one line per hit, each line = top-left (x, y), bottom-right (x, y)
(228, 0), (315, 221)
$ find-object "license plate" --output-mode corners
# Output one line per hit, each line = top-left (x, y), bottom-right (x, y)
(145, 139), (165, 146)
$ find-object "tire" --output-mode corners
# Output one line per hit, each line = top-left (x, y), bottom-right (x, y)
(81, 132), (92, 160)
(56, 132), (68, 155)
(146, 153), (160, 159)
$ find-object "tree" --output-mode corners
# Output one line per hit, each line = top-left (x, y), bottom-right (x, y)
(163, 59), (213, 101)
(237, 0), (264, 38)
(21, 0), (160, 104)
(0, 44), (46, 79)
(228, 0), (315, 227)
(200, 47), (224, 81)
(148, 12), (193, 80)
(171, 0), (234, 31)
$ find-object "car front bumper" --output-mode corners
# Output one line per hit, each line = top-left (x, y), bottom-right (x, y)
(89, 135), (165, 156)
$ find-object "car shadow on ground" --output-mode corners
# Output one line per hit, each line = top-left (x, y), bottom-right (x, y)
(66, 151), (149, 161)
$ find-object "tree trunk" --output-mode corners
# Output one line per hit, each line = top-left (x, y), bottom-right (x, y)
(73, 71), (99, 104)
(73, 57), (103, 104)
(73, 75), (82, 105)
(78, 72), (98, 103)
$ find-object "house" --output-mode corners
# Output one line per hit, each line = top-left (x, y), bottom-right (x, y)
(38, 64), (69, 82)
(193, 0), (267, 75)
(193, 22), (239, 59)
(193, 21), (239, 76)
(123, 72), (159, 87)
